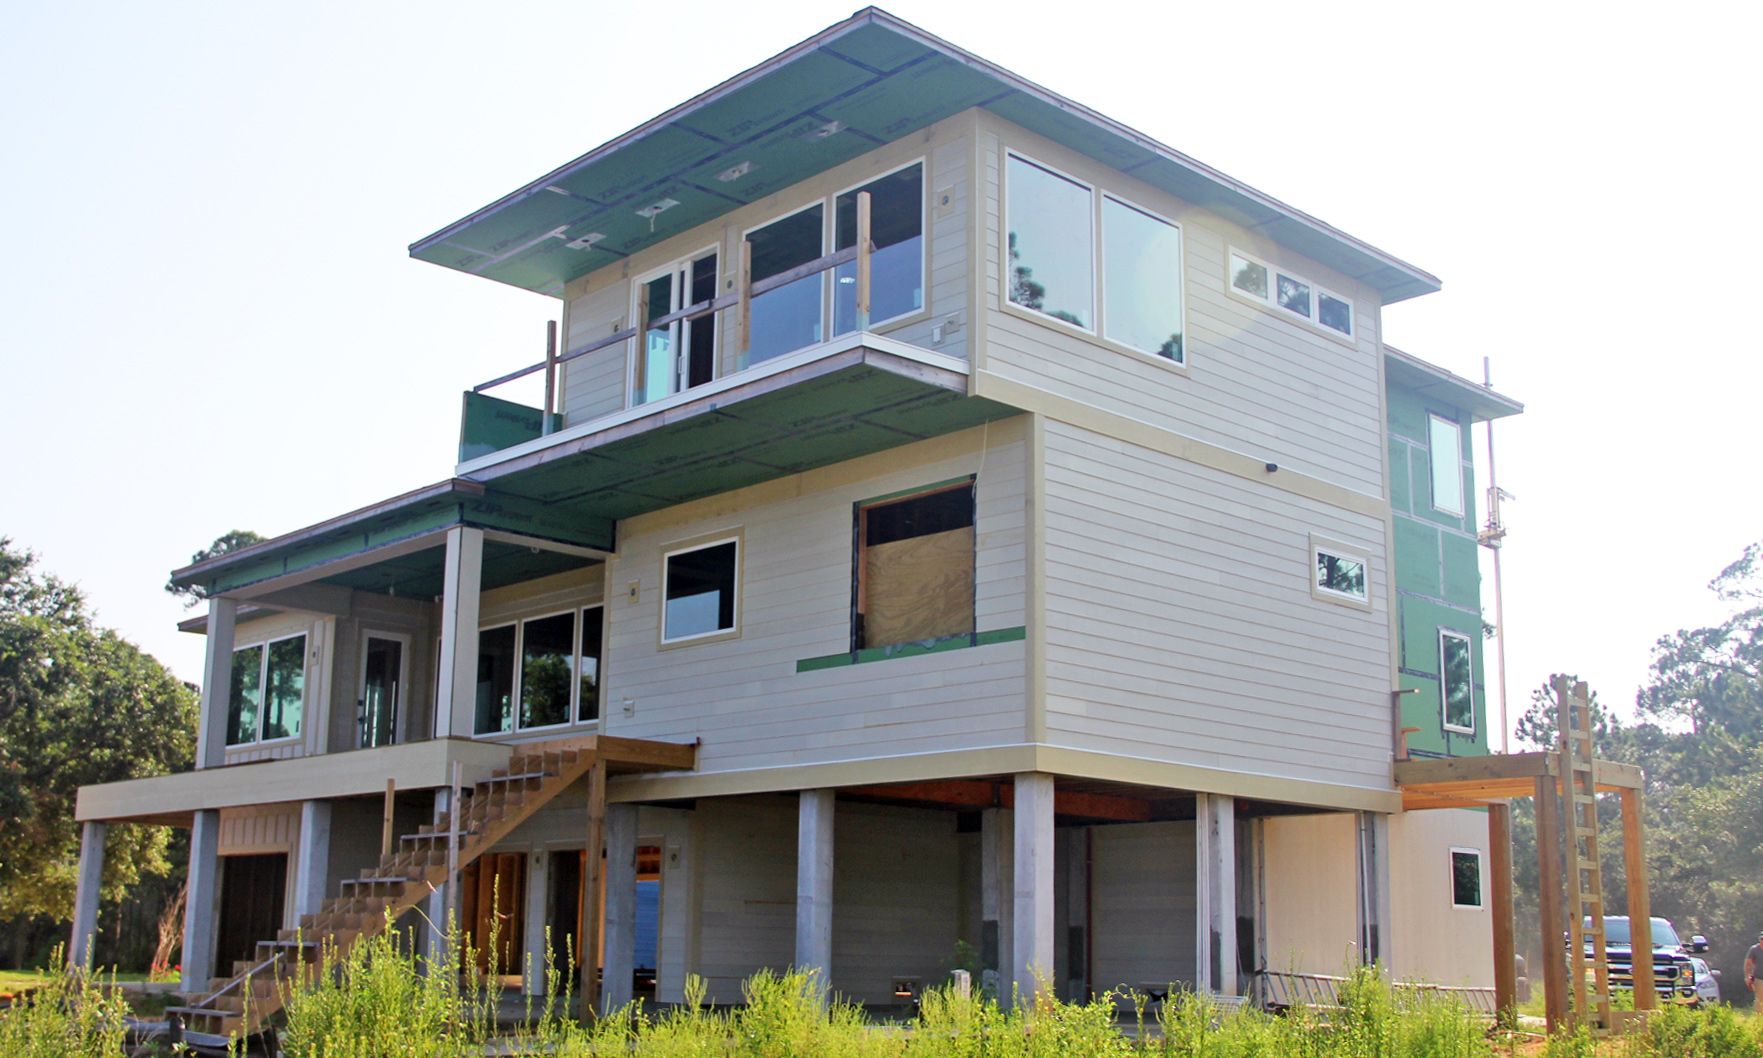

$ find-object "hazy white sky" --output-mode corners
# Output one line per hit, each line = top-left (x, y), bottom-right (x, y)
(2, 1), (1758, 744)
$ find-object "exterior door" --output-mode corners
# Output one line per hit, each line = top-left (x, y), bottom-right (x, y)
(358, 634), (406, 749)
(634, 250), (718, 406)
(215, 853), (288, 971)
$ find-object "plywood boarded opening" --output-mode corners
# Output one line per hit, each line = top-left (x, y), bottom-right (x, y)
(855, 481), (975, 650)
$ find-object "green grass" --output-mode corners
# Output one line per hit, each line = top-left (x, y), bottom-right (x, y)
(0, 970), (54, 995)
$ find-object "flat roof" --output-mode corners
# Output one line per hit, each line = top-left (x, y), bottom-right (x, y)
(410, 7), (1440, 303)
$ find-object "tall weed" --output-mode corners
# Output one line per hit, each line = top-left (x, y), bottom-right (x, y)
(0, 955), (129, 1058)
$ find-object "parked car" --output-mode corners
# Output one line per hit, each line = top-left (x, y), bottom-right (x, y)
(1689, 957), (1722, 1006)
(1583, 916), (1703, 1006)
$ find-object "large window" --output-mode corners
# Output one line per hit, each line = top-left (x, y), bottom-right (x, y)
(1428, 414), (1465, 516)
(1450, 848), (1484, 909)
(1006, 154), (1093, 329)
(476, 609), (605, 735)
(1440, 629), (1475, 734)
(1102, 195), (1184, 362)
(1228, 247), (1354, 339)
(746, 205), (824, 363)
(226, 634), (305, 745)
(835, 162), (924, 333)
(854, 483), (975, 650)
(663, 538), (739, 644)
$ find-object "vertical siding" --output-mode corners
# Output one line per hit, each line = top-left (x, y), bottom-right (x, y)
(604, 423), (1028, 774)
(976, 113), (1385, 496)
(1089, 821), (1197, 992)
(1040, 420), (1391, 790)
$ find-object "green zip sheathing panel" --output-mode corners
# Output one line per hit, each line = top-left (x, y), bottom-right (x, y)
(410, 10), (1438, 303)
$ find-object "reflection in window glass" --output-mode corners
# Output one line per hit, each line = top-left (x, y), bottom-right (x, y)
(262, 636), (305, 740)
(1318, 292), (1353, 335)
(664, 541), (738, 642)
(228, 644), (263, 745)
(835, 164), (923, 333)
(1451, 850), (1483, 907)
(1429, 414), (1464, 515)
(1441, 631), (1474, 732)
(1276, 273), (1311, 317)
(1316, 550), (1367, 600)
(475, 625), (517, 735)
(1102, 197), (1183, 361)
(747, 206), (824, 363)
(1231, 254), (1269, 299)
(578, 607), (603, 722)
(519, 613), (575, 729)
(1006, 155), (1092, 328)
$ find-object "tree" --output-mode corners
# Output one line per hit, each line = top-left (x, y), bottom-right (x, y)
(0, 539), (197, 931)
(164, 530), (264, 609)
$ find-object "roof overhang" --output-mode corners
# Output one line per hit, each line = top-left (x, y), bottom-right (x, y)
(1384, 345), (1524, 423)
(410, 7), (1440, 304)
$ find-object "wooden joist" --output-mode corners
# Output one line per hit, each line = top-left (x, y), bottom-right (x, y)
(847, 779), (1154, 822)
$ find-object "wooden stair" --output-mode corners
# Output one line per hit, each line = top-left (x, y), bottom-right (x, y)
(167, 740), (601, 1046)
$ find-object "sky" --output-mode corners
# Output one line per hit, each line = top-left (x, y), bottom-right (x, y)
(2, 1), (1759, 747)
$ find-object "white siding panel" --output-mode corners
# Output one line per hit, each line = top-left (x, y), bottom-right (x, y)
(562, 281), (630, 425)
(604, 426), (1029, 774)
(1090, 821), (1197, 992)
(1041, 420), (1391, 791)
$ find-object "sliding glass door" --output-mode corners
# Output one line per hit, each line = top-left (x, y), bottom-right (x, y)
(634, 249), (719, 406)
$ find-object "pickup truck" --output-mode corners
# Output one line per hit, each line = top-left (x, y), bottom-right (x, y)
(1584, 916), (1708, 1006)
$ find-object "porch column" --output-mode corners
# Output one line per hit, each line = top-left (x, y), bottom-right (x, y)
(294, 800), (332, 921)
(1012, 773), (1054, 1004)
(794, 789), (835, 995)
(1620, 788), (1655, 1008)
(195, 596), (237, 769)
(1355, 811), (1391, 967)
(1488, 803), (1518, 1022)
(1196, 794), (1237, 995)
(68, 822), (107, 968)
(180, 810), (222, 995)
(424, 789), (452, 970)
(1062, 827), (1089, 1000)
(434, 526), (484, 739)
(980, 805), (1013, 1000)
(602, 803), (639, 1014)
(1534, 776), (1569, 1031)
(522, 848), (551, 995)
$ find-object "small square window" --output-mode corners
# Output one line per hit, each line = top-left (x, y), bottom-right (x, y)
(1276, 273), (1311, 318)
(1309, 537), (1371, 609)
(1450, 848), (1484, 909)
(1440, 629), (1475, 733)
(663, 538), (739, 644)
(1230, 253), (1269, 300)
(1318, 292), (1353, 336)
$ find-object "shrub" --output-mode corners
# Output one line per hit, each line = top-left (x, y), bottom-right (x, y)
(0, 956), (129, 1058)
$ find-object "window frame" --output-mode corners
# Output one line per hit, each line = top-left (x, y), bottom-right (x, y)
(356, 628), (412, 749)
(1225, 245), (1356, 343)
(831, 156), (929, 336)
(851, 478), (978, 653)
(1449, 846), (1485, 910)
(577, 603), (605, 724)
(1427, 412), (1465, 517)
(1098, 190), (1186, 367)
(659, 532), (743, 648)
(1439, 628), (1477, 735)
(1001, 150), (1098, 337)
(513, 607), (581, 734)
(227, 631), (307, 748)
(739, 200), (829, 367)
(626, 243), (723, 410)
(1308, 534), (1372, 611)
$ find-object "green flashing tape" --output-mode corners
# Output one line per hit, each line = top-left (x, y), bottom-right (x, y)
(795, 625), (1025, 673)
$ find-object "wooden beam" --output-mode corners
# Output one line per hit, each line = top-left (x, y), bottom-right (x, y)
(848, 779), (1153, 822)
(1488, 803), (1518, 1024)
(1622, 787), (1655, 1009)
(1395, 752), (1553, 786)
(594, 736), (697, 772)
(1535, 773), (1568, 1033)
(855, 190), (872, 330)
(580, 760), (607, 1020)
(1402, 794), (1502, 812)
(738, 240), (752, 356)
(381, 779), (396, 860)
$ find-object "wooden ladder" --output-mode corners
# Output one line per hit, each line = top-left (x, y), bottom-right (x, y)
(164, 739), (603, 1047)
(1555, 676), (1612, 1033)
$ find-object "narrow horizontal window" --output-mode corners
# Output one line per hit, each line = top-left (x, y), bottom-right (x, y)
(1102, 195), (1183, 362)
(1450, 848), (1484, 909)
(855, 483), (975, 651)
(835, 162), (924, 333)
(664, 539), (739, 643)
(475, 625), (517, 735)
(519, 612), (576, 729)
(1316, 550), (1367, 600)
(1006, 154), (1093, 329)
(1228, 247), (1353, 339)
(1428, 413), (1465, 516)
(1440, 629), (1475, 734)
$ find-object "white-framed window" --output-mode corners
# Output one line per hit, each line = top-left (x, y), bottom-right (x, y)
(1428, 413), (1465, 516)
(473, 608), (605, 736)
(661, 536), (740, 645)
(1101, 193), (1184, 363)
(834, 159), (925, 335)
(744, 202), (826, 364)
(1228, 247), (1354, 339)
(1450, 847), (1485, 909)
(1439, 628), (1476, 734)
(1006, 152), (1095, 331)
(1310, 536), (1371, 608)
(630, 246), (720, 407)
(227, 633), (306, 745)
